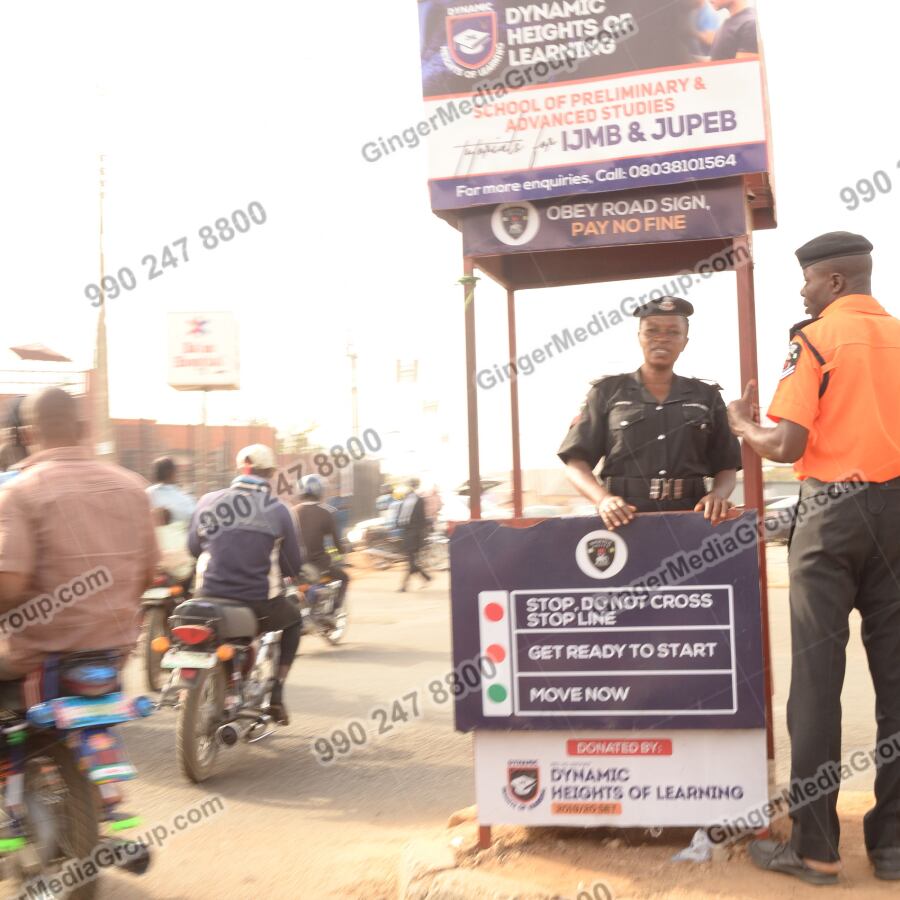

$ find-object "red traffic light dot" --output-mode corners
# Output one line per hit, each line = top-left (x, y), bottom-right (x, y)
(484, 602), (504, 622)
(486, 643), (506, 663)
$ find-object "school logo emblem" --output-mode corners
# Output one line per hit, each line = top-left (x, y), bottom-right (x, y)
(440, 4), (505, 78)
(491, 201), (540, 247)
(576, 530), (628, 579)
(503, 760), (545, 809)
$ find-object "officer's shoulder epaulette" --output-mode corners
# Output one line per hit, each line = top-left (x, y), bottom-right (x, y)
(589, 373), (631, 392)
(696, 378), (724, 392)
(789, 317), (819, 339)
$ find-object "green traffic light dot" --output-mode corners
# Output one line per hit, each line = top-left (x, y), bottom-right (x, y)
(487, 684), (508, 703)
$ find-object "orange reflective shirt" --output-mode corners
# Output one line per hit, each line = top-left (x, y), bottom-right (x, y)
(768, 294), (900, 482)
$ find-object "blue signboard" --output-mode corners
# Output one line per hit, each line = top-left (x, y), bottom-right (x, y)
(450, 513), (765, 732)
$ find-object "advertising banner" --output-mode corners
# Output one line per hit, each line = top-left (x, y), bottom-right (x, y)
(460, 177), (745, 255)
(450, 513), (765, 731)
(167, 312), (240, 391)
(475, 728), (768, 826)
(418, 1), (768, 210)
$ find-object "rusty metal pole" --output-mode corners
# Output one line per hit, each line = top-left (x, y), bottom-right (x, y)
(733, 232), (775, 761)
(507, 289), (524, 519)
(463, 258), (482, 520)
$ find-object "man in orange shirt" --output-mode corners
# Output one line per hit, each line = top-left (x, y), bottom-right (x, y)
(727, 232), (900, 885)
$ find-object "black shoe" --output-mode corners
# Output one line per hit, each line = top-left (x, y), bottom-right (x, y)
(748, 840), (839, 886)
(869, 852), (900, 881)
(265, 701), (289, 726)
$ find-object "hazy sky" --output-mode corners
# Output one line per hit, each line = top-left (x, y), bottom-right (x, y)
(1, 1), (896, 486)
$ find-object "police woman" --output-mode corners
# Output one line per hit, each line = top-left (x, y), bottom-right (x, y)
(558, 296), (742, 529)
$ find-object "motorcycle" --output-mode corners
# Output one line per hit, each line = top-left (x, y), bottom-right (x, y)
(362, 525), (449, 572)
(0, 651), (153, 898)
(140, 570), (189, 692)
(294, 565), (348, 645)
(155, 597), (283, 783)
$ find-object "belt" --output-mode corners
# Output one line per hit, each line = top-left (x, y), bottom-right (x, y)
(604, 476), (707, 501)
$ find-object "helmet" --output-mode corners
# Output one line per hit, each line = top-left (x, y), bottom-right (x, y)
(299, 474), (324, 500)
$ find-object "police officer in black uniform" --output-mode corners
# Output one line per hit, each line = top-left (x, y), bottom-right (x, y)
(558, 296), (742, 529)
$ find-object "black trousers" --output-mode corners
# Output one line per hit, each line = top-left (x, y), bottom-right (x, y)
(243, 595), (303, 669)
(403, 534), (427, 579)
(787, 477), (900, 862)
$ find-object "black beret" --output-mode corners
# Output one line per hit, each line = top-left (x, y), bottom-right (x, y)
(795, 231), (873, 268)
(632, 296), (694, 318)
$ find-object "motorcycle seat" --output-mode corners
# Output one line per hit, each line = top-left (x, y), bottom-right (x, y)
(0, 650), (122, 712)
(172, 597), (259, 640)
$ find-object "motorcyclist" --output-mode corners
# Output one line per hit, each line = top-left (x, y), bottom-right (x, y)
(293, 475), (350, 615)
(0, 387), (159, 681)
(188, 444), (303, 726)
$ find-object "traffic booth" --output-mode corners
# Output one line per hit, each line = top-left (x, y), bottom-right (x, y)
(417, 1), (776, 845)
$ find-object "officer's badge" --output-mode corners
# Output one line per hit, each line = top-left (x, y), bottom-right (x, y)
(587, 538), (616, 572)
(781, 341), (802, 380)
(501, 206), (529, 240)
(658, 298), (676, 311)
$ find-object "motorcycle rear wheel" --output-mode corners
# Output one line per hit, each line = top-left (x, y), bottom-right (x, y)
(15, 734), (101, 899)
(141, 606), (168, 692)
(177, 665), (226, 783)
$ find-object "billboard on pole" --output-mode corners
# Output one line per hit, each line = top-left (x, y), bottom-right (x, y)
(167, 312), (240, 391)
(418, 1), (769, 210)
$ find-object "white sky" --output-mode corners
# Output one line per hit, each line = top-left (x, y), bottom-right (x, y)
(0, 1), (896, 486)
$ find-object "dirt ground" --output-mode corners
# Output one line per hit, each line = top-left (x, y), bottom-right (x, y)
(446, 791), (888, 898)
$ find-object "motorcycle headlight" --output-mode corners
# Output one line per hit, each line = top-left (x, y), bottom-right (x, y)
(347, 528), (362, 544)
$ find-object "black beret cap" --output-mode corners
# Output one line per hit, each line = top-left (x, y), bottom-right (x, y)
(795, 231), (873, 268)
(632, 296), (694, 318)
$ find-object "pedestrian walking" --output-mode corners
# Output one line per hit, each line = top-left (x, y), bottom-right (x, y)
(397, 477), (432, 592)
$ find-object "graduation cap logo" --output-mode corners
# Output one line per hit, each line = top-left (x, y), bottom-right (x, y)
(446, 10), (498, 70)
(507, 764), (540, 803)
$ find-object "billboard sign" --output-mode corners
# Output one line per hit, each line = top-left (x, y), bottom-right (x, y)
(460, 177), (746, 255)
(167, 312), (240, 391)
(418, 0), (768, 210)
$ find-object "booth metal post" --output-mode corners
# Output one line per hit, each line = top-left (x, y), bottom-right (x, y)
(507, 288), (524, 519)
(733, 233), (775, 761)
(463, 257), (482, 520)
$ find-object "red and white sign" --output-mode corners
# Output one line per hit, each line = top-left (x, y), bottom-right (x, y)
(475, 729), (767, 827)
(167, 312), (240, 391)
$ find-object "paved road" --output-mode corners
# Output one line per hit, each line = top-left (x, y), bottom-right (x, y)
(83, 545), (882, 899)
(100, 567), (465, 900)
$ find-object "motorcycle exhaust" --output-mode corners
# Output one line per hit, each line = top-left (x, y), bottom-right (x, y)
(217, 714), (271, 746)
(101, 838), (152, 875)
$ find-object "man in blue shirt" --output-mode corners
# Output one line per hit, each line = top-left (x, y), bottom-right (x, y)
(189, 444), (304, 725)
(147, 457), (196, 524)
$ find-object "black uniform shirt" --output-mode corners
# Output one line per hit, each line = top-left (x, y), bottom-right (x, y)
(557, 371), (742, 479)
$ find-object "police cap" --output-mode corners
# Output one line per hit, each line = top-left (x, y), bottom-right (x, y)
(632, 296), (694, 319)
(795, 231), (873, 269)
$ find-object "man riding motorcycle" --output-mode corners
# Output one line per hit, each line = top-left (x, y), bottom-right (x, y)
(0, 387), (160, 680)
(293, 474), (350, 616)
(188, 444), (303, 725)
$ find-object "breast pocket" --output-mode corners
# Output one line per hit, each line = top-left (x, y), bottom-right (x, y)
(680, 403), (712, 446)
(608, 406), (647, 453)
